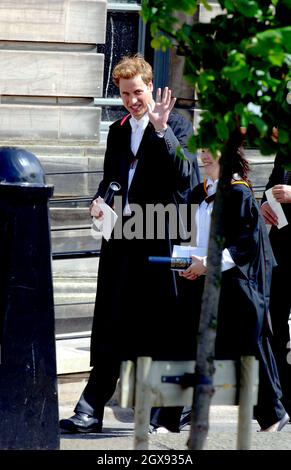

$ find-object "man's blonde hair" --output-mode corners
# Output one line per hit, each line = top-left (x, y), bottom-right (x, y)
(112, 54), (153, 87)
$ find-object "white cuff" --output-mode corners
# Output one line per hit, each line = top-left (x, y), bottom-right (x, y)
(155, 127), (167, 138)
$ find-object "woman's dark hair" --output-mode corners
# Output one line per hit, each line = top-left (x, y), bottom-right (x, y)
(232, 144), (251, 187)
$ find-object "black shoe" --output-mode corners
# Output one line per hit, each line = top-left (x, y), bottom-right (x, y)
(60, 413), (102, 433)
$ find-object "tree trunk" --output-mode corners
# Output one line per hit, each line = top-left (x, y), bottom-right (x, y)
(188, 133), (241, 450)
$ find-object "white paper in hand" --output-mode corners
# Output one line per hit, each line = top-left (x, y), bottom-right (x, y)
(265, 188), (288, 229)
(91, 202), (118, 241)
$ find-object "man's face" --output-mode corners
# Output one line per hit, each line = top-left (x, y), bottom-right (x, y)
(119, 74), (153, 120)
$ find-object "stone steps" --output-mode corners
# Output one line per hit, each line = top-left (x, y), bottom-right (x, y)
(54, 293), (95, 307)
(56, 337), (91, 375)
(0, 141), (105, 157)
(52, 257), (99, 278)
(52, 259), (98, 334)
(54, 278), (97, 294)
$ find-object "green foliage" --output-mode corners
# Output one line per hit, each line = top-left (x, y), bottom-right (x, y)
(141, 0), (291, 158)
(209, 319), (218, 329)
(175, 145), (187, 161)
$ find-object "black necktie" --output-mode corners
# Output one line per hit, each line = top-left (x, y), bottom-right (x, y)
(205, 183), (216, 204)
(205, 193), (215, 204)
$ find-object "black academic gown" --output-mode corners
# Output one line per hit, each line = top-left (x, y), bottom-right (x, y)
(262, 151), (291, 265)
(176, 182), (274, 358)
(174, 181), (286, 429)
(90, 111), (197, 363)
(261, 151), (291, 417)
(74, 111), (199, 423)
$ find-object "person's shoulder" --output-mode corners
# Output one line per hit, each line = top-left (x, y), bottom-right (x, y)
(109, 114), (131, 130)
(168, 110), (190, 127)
(230, 181), (254, 206)
(231, 180), (251, 191)
(275, 149), (289, 166)
(168, 111), (193, 137)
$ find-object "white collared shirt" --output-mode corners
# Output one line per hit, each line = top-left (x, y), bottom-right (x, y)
(195, 177), (235, 272)
(129, 114), (149, 156)
(123, 114), (149, 216)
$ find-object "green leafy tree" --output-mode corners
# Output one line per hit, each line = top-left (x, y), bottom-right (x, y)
(142, 0), (291, 450)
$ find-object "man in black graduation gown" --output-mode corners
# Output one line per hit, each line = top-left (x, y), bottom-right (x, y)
(60, 54), (200, 433)
(261, 150), (291, 419)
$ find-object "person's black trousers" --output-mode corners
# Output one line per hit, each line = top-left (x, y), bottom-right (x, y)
(254, 335), (287, 429)
(74, 357), (181, 430)
(269, 264), (291, 417)
(75, 358), (121, 423)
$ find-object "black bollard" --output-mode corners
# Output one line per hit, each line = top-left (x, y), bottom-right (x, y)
(0, 147), (59, 449)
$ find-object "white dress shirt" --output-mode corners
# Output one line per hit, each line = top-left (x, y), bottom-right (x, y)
(196, 177), (235, 272)
(123, 114), (149, 216)
(130, 114), (149, 156)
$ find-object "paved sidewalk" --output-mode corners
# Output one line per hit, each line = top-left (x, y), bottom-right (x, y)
(58, 363), (291, 452)
(59, 404), (291, 451)
(58, 360), (291, 453)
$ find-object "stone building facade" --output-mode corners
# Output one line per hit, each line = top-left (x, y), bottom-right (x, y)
(0, 1), (273, 336)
